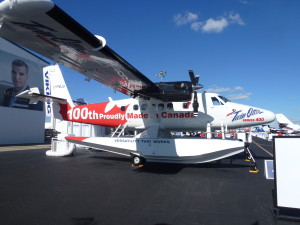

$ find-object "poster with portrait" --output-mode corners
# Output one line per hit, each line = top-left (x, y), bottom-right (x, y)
(0, 38), (49, 111)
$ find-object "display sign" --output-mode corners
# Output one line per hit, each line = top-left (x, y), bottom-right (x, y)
(264, 160), (274, 179)
(0, 37), (49, 144)
(273, 136), (300, 220)
(0, 38), (48, 111)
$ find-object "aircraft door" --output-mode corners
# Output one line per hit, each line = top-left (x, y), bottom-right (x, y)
(126, 103), (140, 128)
(206, 95), (228, 128)
(201, 92), (207, 114)
(126, 101), (156, 129)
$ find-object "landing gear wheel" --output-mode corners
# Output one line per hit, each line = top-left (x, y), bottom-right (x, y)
(131, 155), (145, 167)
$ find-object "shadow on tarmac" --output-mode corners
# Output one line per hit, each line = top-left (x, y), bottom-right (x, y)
(88, 151), (251, 175)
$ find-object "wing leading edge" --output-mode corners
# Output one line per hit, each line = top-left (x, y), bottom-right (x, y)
(0, 0), (159, 97)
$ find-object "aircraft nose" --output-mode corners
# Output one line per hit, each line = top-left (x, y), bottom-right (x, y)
(264, 109), (276, 124)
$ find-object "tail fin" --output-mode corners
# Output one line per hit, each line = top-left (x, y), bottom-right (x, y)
(276, 114), (300, 133)
(17, 64), (74, 120)
(276, 114), (293, 126)
(43, 64), (74, 108)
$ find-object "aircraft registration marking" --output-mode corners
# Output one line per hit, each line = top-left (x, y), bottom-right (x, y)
(114, 139), (171, 144)
(231, 108), (264, 122)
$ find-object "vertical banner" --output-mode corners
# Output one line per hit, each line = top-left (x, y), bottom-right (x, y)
(0, 38), (48, 111)
(0, 37), (49, 144)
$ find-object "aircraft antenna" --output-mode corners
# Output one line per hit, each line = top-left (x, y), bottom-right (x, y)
(156, 71), (167, 82)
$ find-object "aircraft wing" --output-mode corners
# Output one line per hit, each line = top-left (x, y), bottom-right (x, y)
(0, 0), (159, 97)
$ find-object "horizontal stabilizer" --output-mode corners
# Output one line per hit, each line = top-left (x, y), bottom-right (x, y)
(17, 88), (67, 104)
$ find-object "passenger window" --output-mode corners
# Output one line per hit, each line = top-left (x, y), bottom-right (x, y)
(133, 104), (139, 110)
(211, 97), (223, 106)
(152, 104), (156, 110)
(167, 103), (173, 110)
(158, 104), (164, 110)
(121, 106), (126, 111)
(141, 104), (147, 110)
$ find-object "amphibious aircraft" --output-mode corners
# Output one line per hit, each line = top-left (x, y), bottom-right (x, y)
(0, 0), (275, 166)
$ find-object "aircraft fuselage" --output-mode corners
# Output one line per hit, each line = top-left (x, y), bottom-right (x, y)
(59, 92), (275, 131)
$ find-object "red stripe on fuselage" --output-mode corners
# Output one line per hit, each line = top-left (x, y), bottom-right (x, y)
(59, 102), (129, 127)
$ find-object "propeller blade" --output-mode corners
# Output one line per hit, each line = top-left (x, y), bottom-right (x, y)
(192, 91), (199, 113)
(194, 75), (200, 84)
(188, 70), (196, 85)
(189, 70), (203, 91)
(188, 70), (202, 114)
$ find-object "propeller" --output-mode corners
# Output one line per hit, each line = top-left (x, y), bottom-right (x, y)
(188, 70), (203, 113)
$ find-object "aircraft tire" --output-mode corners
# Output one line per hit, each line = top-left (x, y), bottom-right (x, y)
(131, 155), (145, 167)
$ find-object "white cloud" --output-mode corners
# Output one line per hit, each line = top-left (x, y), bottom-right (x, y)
(173, 11), (245, 33)
(190, 21), (203, 32)
(228, 12), (245, 25)
(173, 12), (198, 26)
(201, 17), (229, 33)
(234, 86), (244, 91)
(240, 0), (252, 5)
(206, 87), (231, 93)
(206, 86), (244, 93)
(206, 85), (251, 100)
(227, 93), (252, 100)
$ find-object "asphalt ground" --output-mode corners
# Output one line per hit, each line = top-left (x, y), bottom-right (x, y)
(0, 137), (298, 225)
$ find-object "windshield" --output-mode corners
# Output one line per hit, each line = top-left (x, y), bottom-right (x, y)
(211, 97), (222, 105)
(218, 95), (230, 103)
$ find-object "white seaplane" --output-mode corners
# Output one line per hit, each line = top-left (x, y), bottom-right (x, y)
(0, 0), (275, 166)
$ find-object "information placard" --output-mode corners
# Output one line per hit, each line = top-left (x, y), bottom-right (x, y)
(264, 160), (274, 180)
(274, 136), (300, 219)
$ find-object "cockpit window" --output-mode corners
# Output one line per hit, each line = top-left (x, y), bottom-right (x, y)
(218, 95), (230, 103)
(211, 97), (223, 106)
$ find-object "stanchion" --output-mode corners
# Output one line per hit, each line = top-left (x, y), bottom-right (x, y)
(244, 144), (259, 173)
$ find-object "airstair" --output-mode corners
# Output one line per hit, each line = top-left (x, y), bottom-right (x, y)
(111, 124), (128, 137)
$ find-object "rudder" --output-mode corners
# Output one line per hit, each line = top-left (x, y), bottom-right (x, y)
(43, 64), (74, 119)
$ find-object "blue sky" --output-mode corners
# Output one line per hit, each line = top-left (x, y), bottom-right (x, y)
(51, 0), (300, 125)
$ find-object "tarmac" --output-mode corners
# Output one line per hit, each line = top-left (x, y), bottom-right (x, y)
(0, 136), (298, 225)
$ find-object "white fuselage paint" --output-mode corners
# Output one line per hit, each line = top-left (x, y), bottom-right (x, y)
(109, 92), (275, 131)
